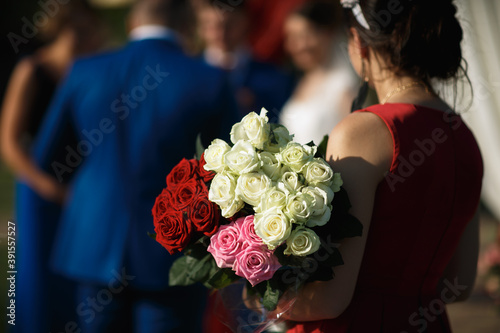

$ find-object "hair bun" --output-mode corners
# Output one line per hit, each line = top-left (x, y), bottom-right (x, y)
(349, 0), (464, 81)
(407, 1), (463, 80)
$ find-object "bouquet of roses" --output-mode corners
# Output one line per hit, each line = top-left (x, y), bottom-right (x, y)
(151, 108), (362, 313)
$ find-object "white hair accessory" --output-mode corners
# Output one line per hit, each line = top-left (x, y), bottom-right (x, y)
(340, 0), (370, 30)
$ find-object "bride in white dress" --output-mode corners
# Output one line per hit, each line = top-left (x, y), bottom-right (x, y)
(280, 1), (357, 145)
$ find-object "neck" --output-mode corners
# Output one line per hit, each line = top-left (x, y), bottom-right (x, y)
(371, 70), (431, 105)
(366, 53), (431, 104)
(39, 33), (75, 80)
(129, 24), (173, 41)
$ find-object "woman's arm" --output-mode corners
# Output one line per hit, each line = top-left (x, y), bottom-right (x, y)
(282, 112), (393, 321)
(438, 210), (480, 303)
(0, 58), (66, 204)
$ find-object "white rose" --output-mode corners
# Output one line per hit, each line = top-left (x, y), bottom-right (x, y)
(284, 192), (314, 224)
(236, 172), (271, 206)
(256, 187), (288, 213)
(230, 108), (270, 149)
(265, 124), (294, 153)
(301, 186), (332, 227)
(259, 151), (282, 180)
(278, 142), (316, 173)
(284, 227), (321, 256)
(208, 172), (244, 217)
(224, 140), (261, 175)
(320, 183), (334, 203)
(203, 139), (231, 173)
(254, 208), (292, 249)
(331, 172), (343, 192)
(277, 171), (303, 194)
(304, 158), (334, 186)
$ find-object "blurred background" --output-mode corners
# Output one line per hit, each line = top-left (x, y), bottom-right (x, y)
(1, 0), (499, 332)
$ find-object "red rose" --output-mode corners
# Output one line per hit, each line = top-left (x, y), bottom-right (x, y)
(152, 188), (172, 218)
(154, 209), (193, 254)
(166, 158), (199, 189)
(172, 179), (204, 209)
(189, 193), (220, 236)
(198, 153), (215, 183)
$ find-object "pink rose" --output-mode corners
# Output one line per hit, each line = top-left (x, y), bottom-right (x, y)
(207, 223), (242, 268)
(233, 245), (281, 287)
(236, 215), (264, 248)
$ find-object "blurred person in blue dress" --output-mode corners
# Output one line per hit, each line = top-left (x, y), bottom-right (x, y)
(10, 0), (236, 332)
(279, 0), (357, 145)
(194, 0), (294, 122)
(0, 1), (105, 331)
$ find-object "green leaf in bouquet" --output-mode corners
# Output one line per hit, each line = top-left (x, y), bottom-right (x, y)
(333, 214), (363, 239)
(207, 268), (240, 289)
(316, 135), (329, 159)
(183, 237), (211, 260)
(315, 186), (363, 240)
(306, 264), (335, 283)
(274, 269), (303, 291)
(190, 253), (215, 281)
(316, 245), (344, 269)
(239, 204), (256, 218)
(325, 210), (363, 240)
(262, 281), (282, 311)
(202, 259), (221, 288)
(169, 253), (215, 286)
(268, 125), (279, 145)
(249, 270), (302, 312)
(274, 245), (307, 267)
(169, 256), (196, 286)
(147, 232), (157, 241)
(262, 277), (290, 311)
(195, 133), (205, 160)
(305, 140), (315, 148)
(332, 187), (352, 212)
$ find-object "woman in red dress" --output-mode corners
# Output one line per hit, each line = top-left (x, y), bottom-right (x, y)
(284, 0), (483, 332)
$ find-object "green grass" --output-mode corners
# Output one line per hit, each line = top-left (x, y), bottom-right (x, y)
(0, 162), (15, 222)
(0, 162), (15, 332)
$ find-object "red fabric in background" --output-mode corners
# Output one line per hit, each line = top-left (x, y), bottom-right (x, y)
(203, 291), (234, 333)
(247, 0), (309, 65)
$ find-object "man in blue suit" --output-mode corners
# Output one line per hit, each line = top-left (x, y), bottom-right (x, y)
(29, 0), (236, 331)
(196, 0), (294, 121)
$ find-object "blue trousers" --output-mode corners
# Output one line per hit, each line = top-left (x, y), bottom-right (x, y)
(76, 283), (206, 333)
(13, 183), (78, 333)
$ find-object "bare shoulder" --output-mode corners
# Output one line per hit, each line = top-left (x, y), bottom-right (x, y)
(330, 112), (389, 142)
(9, 56), (38, 86)
(329, 112), (392, 161)
(1, 56), (40, 117)
(14, 56), (37, 74)
(1, 56), (39, 137)
(327, 111), (393, 180)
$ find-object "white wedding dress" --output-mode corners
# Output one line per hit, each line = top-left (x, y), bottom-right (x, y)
(279, 63), (357, 146)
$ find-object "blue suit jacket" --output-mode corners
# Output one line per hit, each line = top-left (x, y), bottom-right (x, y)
(34, 38), (236, 290)
(204, 54), (294, 121)
(232, 58), (294, 121)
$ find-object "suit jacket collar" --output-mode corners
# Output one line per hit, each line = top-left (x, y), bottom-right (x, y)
(129, 25), (179, 45)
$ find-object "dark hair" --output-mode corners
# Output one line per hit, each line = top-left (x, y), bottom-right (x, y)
(132, 0), (196, 43)
(39, 0), (99, 41)
(194, 0), (248, 14)
(293, 0), (342, 33)
(345, 0), (465, 83)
